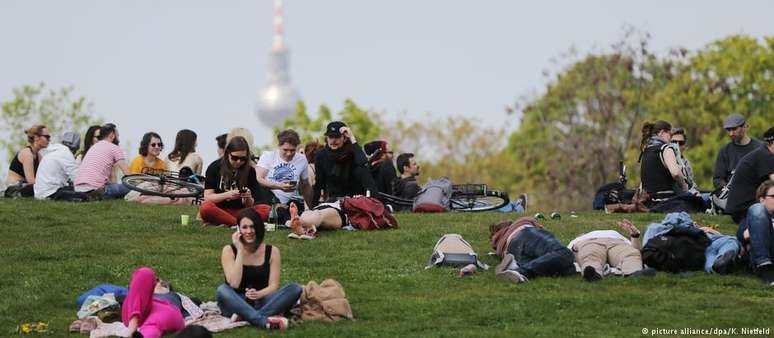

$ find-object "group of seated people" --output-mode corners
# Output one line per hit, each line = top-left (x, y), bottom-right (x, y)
(493, 178), (774, 285)
(4, 123), (204, 201)
(638, 114), (774, 220)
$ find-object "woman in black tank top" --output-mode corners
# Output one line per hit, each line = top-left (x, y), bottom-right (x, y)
(216, 208), (302, 330)
(639, 120), (690, 206)
(5, 125), (50, 197)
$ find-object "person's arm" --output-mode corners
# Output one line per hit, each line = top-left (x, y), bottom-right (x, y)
(221, 235), (245, 289)
(18, 148), (36, 184)
(192, 154), (203, 175)
(255, 166), (293, 191)
(64, 154), (79, 182)
(662, 148), (688, 191)
(204, 188), (240, 204)
(300, 179), (313, 206)
(116, 159), (130, 176)
(125, 316), (139, 336)
(617, 219), (641, 250)
(713, 149), (728, 189)
(247, 246), (281, 300)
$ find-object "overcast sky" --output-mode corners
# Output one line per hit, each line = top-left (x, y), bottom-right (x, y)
(1, 0), (772, 175)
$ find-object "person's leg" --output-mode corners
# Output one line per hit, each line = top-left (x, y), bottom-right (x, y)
(216, 284), (266, 327)
(103, 183), (130, 199)
(49, 186), (89, 201)
(512, 228), (575, 278)
(252, 284), (303, 319)
(606, 239), (644, 275)
(574, 239), (607, 276)
(253, 204), (271, 222)
(742, 203), (774, 269)
(121, 267), (155, 328)
(199, 202), (238, 226)
(301, 208), (342, 230)
(137, 300), (185, 338)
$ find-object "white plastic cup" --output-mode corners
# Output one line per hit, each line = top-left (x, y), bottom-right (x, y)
(180, 214), (190, 225)
(265, 223), (276, 232)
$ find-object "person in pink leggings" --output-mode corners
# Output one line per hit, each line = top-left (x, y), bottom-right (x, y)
(122, 267), (185, 338)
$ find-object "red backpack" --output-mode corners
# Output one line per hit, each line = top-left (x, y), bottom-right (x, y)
(341, 196), (400, 230)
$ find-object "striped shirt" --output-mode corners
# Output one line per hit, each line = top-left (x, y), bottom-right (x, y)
(74, 140), (125, 189)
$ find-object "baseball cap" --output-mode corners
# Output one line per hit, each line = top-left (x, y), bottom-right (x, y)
(325, 121), (347, 137)
(61, 131), (81, 151)
(723, 113), (746, 129)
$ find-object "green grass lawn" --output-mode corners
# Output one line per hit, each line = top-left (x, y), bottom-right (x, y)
(1, 200), (772, 337)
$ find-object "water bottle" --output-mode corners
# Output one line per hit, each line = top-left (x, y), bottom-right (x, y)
(459, 264), (477, 278)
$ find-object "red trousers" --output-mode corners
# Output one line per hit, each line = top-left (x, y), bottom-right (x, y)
(199, 201), (270, 226)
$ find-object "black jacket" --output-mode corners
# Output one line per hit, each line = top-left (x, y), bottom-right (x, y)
(312, 143), (377, 208)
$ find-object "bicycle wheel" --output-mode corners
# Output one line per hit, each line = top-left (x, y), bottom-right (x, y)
(450, 190), (509, 212)
(122, 174), (203, 198)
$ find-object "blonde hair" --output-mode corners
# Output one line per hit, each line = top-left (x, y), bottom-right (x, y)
(226, 128), (255, 152)
(25, 125), (47, 144)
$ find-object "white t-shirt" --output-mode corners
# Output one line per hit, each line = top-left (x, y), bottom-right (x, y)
(256, 150), (309, 204)
(567, 230), (630, 251)
(34, 144), (79, 199)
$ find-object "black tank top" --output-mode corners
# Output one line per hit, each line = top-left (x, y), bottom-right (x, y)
(8, 146), (39, 179)
(640, 144), (675, 195)
(226, 244), (272, 294)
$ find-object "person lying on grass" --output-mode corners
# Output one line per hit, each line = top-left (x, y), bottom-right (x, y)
(567, 220), (656, 282)
(123, 267), (185, 338)
(216, 208), (302, 330)
(283, 200), (349, 239)
(490, 217), (576, 284)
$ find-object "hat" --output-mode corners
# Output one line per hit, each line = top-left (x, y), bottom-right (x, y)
(325, 121), (347, 137)
(61, 132), (81, 151)
(363, 141), (385, 158)
(723, 113), (746, 129)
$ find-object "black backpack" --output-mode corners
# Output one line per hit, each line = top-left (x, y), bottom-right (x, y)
(641, 226), (710, 273)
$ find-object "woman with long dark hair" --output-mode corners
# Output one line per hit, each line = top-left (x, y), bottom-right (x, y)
(128, 132), (167, 174)
(216, 208), (302, 330)
(76, 125), (101, 163)
(167, 129), (203, 175)
(200, 136), (271, 226)
(5, 124), (50, 197)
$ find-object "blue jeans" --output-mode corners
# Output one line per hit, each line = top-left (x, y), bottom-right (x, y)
(507, 227), (576, 279)
(216, 283), (302, 327)
(704, 234), (740, 273)
(736, 203), (774, 268)
(104, 183), (130, 199)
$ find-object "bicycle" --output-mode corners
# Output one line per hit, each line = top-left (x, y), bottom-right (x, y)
(377, 183), (510, 212)
(121, 168), (204, 199)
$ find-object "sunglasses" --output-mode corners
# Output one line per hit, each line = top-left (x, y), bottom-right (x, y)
(40, 134), (51, 140)
(229, 154), (248, 162)
(672, 140), (686, 146)
(150, 142), (163, 148)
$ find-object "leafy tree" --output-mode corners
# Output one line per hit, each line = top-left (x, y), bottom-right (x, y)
(1, 83), (102, 161)
(647, 35), (774, 189)
(507, 29), (670, 209)
(273, 98), (382, 145)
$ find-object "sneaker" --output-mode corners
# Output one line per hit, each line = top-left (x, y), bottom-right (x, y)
(582, 266), (603, 282)
(518, 194), (528, 213)
(755, 263), (774, 285)
(496, 269), (528, 284)
(265, 316), (288, 330)
(711, 251), (736, 275)
(627, 267), (657, 278)
(496, 254), (516, 274)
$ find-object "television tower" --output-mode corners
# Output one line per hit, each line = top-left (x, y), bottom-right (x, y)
(255, 0), (301, 127)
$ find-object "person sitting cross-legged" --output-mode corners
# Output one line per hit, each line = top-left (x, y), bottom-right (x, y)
(491, 217), (576, 283)
(128, 132), (167, 174)
(200, 136), (272, 226)
(74, 123), (131, 199)
(33, 132), (89, 201)
(216, 208), (302, 330)
(393, 152), (421, 199)
(255, 129), (313, 224)
(4, 124), (50, 197)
